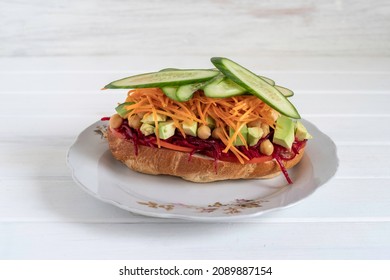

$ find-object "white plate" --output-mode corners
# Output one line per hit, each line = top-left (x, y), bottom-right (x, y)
(67, 120), (338, 221)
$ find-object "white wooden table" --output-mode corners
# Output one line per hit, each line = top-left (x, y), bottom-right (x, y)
(0, 56), (389, 259)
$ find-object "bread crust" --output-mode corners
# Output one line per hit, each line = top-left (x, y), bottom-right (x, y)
(107, 129), (305, 183)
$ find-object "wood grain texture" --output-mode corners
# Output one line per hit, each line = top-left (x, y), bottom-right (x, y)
(1, 0), (390, 57)
(1, 222), (390, 259)
(0, 56), (389, 259)
(1, 178), (389, 222)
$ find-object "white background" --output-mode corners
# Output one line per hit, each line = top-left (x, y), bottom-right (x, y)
(1, 0), (390, 260)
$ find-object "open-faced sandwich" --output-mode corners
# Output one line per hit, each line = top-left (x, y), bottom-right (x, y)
(102, 57), (312, 183)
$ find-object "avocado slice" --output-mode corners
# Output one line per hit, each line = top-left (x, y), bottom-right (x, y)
(247, 127), (264, 146)
(206, 116), (216, 129)
(140, 123), (155, 136)
(141, 113), (167, 124)
(182, 120), (198, 137)
(273, 115), (295, 150)
(158, 120), (176, 140)
(229, 124), (248, 146)
(295, 121), (313, 141)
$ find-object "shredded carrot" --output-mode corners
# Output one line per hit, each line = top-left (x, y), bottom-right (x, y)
(246, 155), (273, 163)
(157, 140), (194, 153)
(218, 126), (249, 163)
(123, 88), (278, 163)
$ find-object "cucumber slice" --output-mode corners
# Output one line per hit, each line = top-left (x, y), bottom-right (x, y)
(115, 102), (134, 117)
(161, 86), (179, 101)
(176, 79), (212, 101)
(159, 68), (180, 101)
(211, 57), (300, 119)
(104, 69), (219, 89)
(204, 76), (292, 98)
(203, 76), (246, 98)
(175, 75), (221, 101)
(176, 83), (200, 101)
(274, 85), (294, 97)
(159, 68), (180, 71)
(260, 76), (275, 86)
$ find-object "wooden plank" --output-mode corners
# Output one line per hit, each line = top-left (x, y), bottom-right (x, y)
(1, 71), (390, 92)
(0, 55), (388, 261)
(304, 116), (390, 145)
(1, 1), (390, 57)
(0, 116), (101, 141)
(1, 222), (389, 259)
(1, 92), (390, 116)
(1, 57), (390, 72)
(0, 178), (389, 223)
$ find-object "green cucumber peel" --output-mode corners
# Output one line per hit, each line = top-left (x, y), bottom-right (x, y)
(204, 74), (292, 98)
(176, 75), (222, 101)
(259, 76), (275, 86)
(204, 76), (246, 98)
(159, 68), (180, 101)
(161, 86), (179, 101)
(274, 85), (294, 97)
(104, 69), (219, 89)
(159, 68), (180, 72)
(176, 83), (201, 101)
(211, 57), (300, 119)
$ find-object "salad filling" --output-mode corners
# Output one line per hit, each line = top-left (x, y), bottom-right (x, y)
(103, 57), (313, 183)
(104, 88), (307, 184)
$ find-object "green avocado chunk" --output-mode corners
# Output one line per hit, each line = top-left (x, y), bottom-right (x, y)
(229, 124), (248, 146)
(141, 113), (167, 124)
(273, 115), (295, 150)
(247, 127), (264, 146)
(182, 120), (198, 137)
(295, 121), (313, 141)
(140, 123), (155, 136)
(158, 120), (176, 140)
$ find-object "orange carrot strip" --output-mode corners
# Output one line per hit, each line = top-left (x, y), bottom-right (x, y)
(246, 156), (273, 164)
(158, 140), (193, 152)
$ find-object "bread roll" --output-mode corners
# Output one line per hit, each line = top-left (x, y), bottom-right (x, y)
(107, 129), (305, 183)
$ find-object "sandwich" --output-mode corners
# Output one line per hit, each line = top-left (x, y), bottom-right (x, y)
(102, 57), (312, 183)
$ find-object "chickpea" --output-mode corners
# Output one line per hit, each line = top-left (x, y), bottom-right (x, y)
(260, 139), (274, 156)
(261, 123), (270, 138)
(247, 119), (262, 127)
(109, 114), (123, 129)
(197, 125), (211, 140)
(211, 127), (224, 139)
(128, 114), (142, 129)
